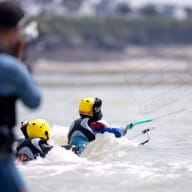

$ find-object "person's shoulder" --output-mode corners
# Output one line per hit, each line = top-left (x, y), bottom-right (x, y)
(17, 138), (31, 144)
(74, 117), (85, 123)
(0, 53), (20, 66)
(90, 121), (107, 131)
(15, 138), (31, 151)
(31, 138), (42, 145)
(0, 53), (28, 75)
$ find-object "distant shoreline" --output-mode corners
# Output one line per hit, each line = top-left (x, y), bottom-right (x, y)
(33, 45), (192, 73)
(32, 45), (192, 86)
(32, 45), (192, 62)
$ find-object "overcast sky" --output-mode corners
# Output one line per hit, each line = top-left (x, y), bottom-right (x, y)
(92, 0), (192, 7)
(118, 0), (192, 7)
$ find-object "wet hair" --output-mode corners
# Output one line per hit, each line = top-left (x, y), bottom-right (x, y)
(0, 1), (24, 28)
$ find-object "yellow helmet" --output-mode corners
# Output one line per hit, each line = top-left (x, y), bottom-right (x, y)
(26, 119), (50, 140)
(79, 98), (95, 117)
(79, 97), (103, 120)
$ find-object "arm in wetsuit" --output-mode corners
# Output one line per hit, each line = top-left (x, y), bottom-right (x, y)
(0, 54), (41, 108)
(90, 121), (125, 138)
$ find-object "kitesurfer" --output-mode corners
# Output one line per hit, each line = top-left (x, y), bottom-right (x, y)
(67, 97), (126, 155)
(15, 119), (53, 161)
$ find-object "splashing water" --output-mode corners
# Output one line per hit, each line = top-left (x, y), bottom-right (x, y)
(16, 85), (192, 192)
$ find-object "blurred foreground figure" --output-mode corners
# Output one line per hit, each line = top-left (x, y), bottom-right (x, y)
(0, 2), (41, 192)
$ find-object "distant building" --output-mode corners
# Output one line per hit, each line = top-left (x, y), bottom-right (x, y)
(137, 3), (188, 20)
(185, 7), (192, 19)
(95, 0), (113, 16)
(160, 5), (187, 20)
(78, 1), (96, 17)
(95, 0), (133, 18)
(61, 0), (84, 13)
(138, 4), (160, 17)
(113, 2), (132, 17)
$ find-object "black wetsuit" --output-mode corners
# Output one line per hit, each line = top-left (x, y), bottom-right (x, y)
(16, 138), (53, 160)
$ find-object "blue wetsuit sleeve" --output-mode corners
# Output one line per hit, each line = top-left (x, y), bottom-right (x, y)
(96, 127), (124, 138)
(16, 64), (41, 108)
(16, 66), (41, 108)
(0, 55), (41, 108)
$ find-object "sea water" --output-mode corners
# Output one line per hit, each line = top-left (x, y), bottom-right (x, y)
(15, 84), (192, 192)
